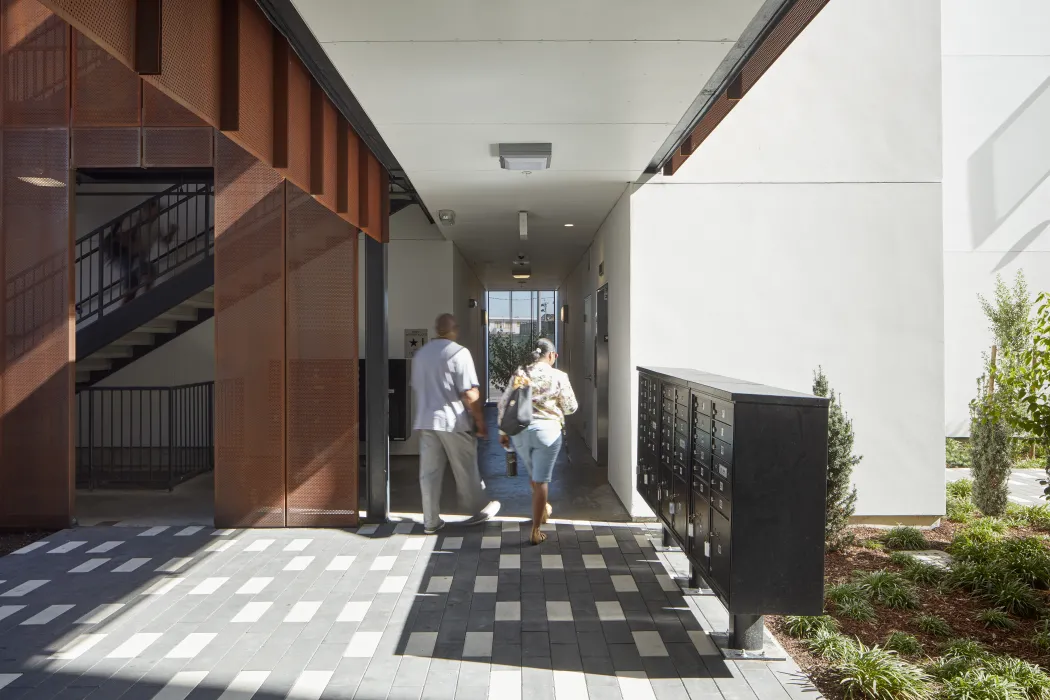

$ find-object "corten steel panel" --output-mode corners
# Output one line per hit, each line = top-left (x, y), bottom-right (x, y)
(361, 150), (386, 243)
(343, 128), (361, 227)
(281, 53), (310, 191)
(666, 94), (736, 175)
(0, 129), (74, 529)
(142, 81), (207, 126)
(2, 0), (69, 128)
(44, 0), (134, 67)
(214, 132), (286, 528)
(224, 0), (272, 164)
(285, 182), (358, 527)
(318, 96), (337, 212)
(143, 0), (221, 127)
(142, 126), (213, 167)
(72, 127), (140, 167)
(72, 30), (138, 126)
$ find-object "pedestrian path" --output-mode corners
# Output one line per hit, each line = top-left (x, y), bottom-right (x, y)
(0, 521), (817, 699)
(946, 468), (1047, 505)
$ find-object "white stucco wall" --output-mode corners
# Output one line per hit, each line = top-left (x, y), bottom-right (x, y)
(942, 0), (1050, 436)
(626, 0), (944, 518)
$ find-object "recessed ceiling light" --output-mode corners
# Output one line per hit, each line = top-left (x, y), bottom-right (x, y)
(564, 223), (574, 227)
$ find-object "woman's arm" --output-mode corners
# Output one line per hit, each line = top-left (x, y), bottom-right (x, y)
(557, 374), (579, 416)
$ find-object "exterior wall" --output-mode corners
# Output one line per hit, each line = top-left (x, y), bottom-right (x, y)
(453, 245), (485, 378)
(942, 0), (1050, 435)
(628, 0), (944, 518)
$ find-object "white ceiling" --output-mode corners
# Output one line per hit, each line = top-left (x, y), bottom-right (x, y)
(291, 0), (767, 288)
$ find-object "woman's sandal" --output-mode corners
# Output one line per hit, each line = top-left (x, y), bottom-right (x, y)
(530, 529), (547, 546)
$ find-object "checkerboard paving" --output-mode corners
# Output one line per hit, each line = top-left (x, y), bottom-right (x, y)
(0, 521), (819, 699)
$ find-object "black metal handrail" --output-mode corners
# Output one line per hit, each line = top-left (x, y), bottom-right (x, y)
(76, 381), (214, 490)
(75, 182), (214, 326)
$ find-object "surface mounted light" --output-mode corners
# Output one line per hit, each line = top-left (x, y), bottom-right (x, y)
(498, 143), (552, 171)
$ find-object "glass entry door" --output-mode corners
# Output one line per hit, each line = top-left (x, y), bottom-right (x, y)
(485, 289), (557, 402)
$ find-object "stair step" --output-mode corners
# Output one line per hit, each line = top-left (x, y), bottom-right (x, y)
(156, 307), (198, 323)
(111, 332), (154, 346)
(136, 320), (178, 334)
(183, 289), (215, 308)
(88, 346), (135, 360)
(76, 371), (92, 384)
(77, 358), (111, 372)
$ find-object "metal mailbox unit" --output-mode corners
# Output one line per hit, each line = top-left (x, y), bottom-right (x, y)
(637, 367), (829, 652)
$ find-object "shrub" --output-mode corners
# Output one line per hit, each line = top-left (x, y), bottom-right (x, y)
(947, 496), (977, 524)
(827, 582), (871, 607)
(834, 644), (932, 700)
(784, 615), (838, 639)
(946, 439), (973, 468)
(884, 631), (923, 656)
(838, 598), (878, 622)
(814, 368), (861, 552)
(971, 380), (1013, 517)
(941, 638), (990, 662)
(984, 656), (1050, 700)
(885, 526), (928, 551)
(1020, 504), (1050, 531)
(984, 575), (1043, 618)
(991, 537), (1050, 588)
(863, 540), (886, 551)
(1032, 619), (1050, 652)
(948, 478), (974, 500)
(914, 614), (953, 638)
(808, 630), (860, 662)
(976, 608), (1017, 630)
(942, 560), (1000, 595)
(903, 560), (944, 586)
(890, 551), (915, 566)
(854, 570), (920, 609)
(939, 669), (1026, 700)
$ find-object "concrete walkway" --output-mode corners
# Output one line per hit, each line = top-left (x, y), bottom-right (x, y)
(0, 521), (818, 699)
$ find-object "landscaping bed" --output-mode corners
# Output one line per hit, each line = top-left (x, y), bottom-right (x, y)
(768, 480), (1050, 699)
(0, 530), (51, 557)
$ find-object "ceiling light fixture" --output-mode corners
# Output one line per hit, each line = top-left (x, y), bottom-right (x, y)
(437, 209), (456, 225)
(511, 254), (531, 280)
(564, 223), (574, 227)
(498, 143), (552, 171)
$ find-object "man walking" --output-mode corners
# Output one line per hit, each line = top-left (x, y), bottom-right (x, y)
(412, 313), (500, 534)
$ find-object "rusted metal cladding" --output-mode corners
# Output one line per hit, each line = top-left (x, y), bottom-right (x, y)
(71, 29), (140, 167)
(142, 82), (213, 167)
(317, 96), (338, 212)
(45, 0), (133, 67)
(143, 0), (221, 127)
(214, 133), (286, 528)
(281, 53), (310, 192)
(227, 0), (272, 164)
(0, 129), (74, 528)
(343, 128), (361, 227)
(738, 0), (830, 94)
(285, 182), (358, 527)
(361, 150), (386, 242)
(3, 0), (69, 127)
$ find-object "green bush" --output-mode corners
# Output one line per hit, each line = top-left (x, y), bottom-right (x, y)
(946, 440), (973, 468)
(983, 656), (1050, 700)
(884, 632), (923, 656)
(814, 368), (861, 551)
(862, 539), (886, 551)
(853, 570), (920, 609)
(890, 551), (916, 566)
(1032, 619), (1050, 652)
(914, 614), (953, 638)
(941, 638), (990, 662)
(983, 575), (1042, 618)
(1019, 504), (1050, 531)
(886, 526), (928, 551)
(834, 644), (933, 700)
(939, 669), (1026, 700)
(942, 560), (1000, 595)
(991, 537), (1050, 588)
(975, 608), (1016, 630)
(784, 614), (838, 639)
(947, 496), (977, 524)
(948, 478), (975, 500)
(828, 582), (871, 607)
(838, 598), (878, 622)
(808, 630), (860, 662)
(903, 559), (944, 586)
(971, 383), (1013, 517)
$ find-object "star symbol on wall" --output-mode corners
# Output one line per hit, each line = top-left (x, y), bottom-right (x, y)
(410, 339), (418, 347)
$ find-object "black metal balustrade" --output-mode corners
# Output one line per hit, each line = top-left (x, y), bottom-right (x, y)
(75, 181), (214, 325)
(75, 382), (214, 490)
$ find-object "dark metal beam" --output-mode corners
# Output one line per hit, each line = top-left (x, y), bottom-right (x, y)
(364, 234), (389, 523)
(134, 0), (162, 75)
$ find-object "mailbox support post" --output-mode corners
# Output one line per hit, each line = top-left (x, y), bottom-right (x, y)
(731, 614), (764, 651)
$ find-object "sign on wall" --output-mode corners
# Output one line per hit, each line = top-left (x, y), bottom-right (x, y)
(404, 329), (428, 359)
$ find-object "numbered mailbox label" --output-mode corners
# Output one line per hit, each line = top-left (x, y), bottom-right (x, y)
(704, 541), (710, 557)
(718, 465), (728, 479)
(688, 523), (694, 538)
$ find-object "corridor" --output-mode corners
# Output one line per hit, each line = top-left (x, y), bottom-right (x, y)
(0, 523), (814, 699)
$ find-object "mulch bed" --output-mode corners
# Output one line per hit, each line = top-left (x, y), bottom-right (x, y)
(0, 530), (52, 557)
(769, 524), (1050, 700)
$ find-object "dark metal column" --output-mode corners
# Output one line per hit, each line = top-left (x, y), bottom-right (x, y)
(364, 234), (390, 522)
(731, 614), (765, 651)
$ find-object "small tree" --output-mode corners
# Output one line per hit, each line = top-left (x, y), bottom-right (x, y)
(488, 331), (536, 392)
(970, 376), (1012, 516)
(1001, 292), (1050, 498)
(814, 367), (860, 551)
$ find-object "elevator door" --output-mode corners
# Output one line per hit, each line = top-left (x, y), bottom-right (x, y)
(595, 284), (609, 466)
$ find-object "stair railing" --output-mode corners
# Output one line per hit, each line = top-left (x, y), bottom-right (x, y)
(75, 181), (214, 326)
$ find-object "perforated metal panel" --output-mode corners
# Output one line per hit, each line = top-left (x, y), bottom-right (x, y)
(3, 0), (70, 127)
(143, 0), (221, 127)
(0, 127), (74, 529)
(214, 133), (286, 528)
(46, 0), (133, 67)
(285, 182), (358, 527)
(72, 30), (138, 125)
(142, 81), (207, 126)
(72, 127), (141, 167)
(283, 53), (311, 192)
(226, 0), (273, 164)
(142, 126), (213, 167)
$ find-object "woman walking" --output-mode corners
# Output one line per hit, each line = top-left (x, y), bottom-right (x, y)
(498, 338), (578, 545)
